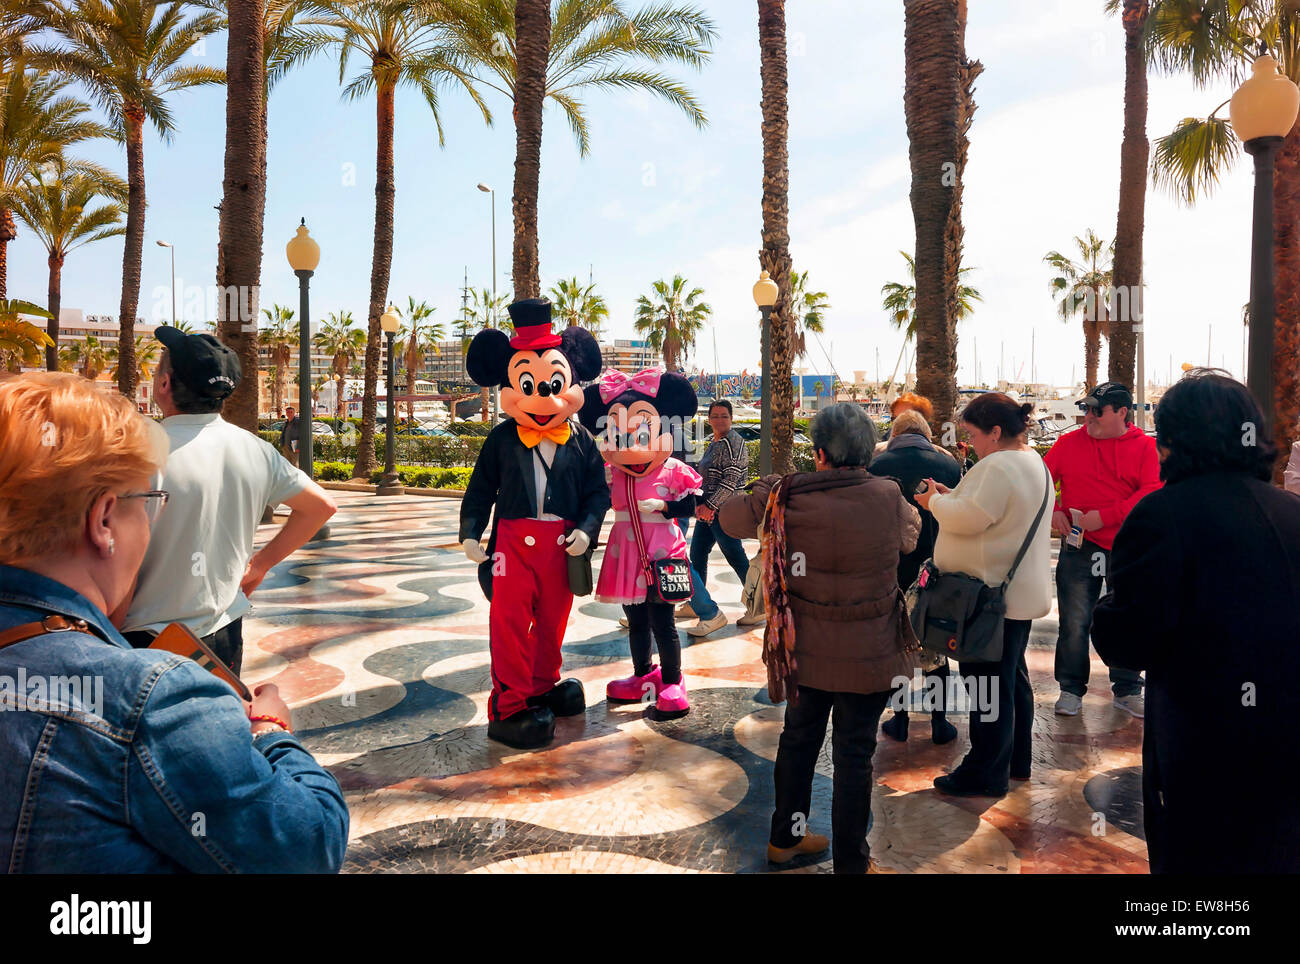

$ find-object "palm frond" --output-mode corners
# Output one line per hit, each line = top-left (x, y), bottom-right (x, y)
(1151, 113), (1239, 205)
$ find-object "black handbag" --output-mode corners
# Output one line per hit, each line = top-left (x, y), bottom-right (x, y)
(626, 472), (694, 603)
(909, 461), (1052, 663)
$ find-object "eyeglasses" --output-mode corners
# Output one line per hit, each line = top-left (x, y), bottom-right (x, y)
(120, 490), (170, 525)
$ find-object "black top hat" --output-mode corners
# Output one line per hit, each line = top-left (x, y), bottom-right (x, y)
(156, 326), (242, 399)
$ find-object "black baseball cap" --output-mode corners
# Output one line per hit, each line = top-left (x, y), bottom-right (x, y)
(155, 326), (241, 399)
(1077, 381), (1133, 412)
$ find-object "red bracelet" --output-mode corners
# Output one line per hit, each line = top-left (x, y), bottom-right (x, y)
(249, 714), (291, 733)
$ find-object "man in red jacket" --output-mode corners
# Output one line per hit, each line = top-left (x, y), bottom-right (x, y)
(1044, 382), (1161, 719)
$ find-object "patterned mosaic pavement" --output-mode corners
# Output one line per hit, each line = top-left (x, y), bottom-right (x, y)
(242, 491), (1149, 874)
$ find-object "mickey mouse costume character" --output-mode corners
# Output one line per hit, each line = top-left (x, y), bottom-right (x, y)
(459, 299), (611, 749)
(579, 368), (702, 718)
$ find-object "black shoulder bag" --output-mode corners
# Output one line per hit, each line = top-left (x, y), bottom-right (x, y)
(908, 461), (1052, 664)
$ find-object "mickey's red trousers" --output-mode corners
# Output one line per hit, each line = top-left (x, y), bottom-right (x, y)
(488, 518), (574, 721)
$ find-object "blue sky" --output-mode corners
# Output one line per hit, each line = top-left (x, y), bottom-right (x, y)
(8, 0), (1259, 388)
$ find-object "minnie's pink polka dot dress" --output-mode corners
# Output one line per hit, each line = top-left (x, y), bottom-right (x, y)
(595, 457), (703, 606)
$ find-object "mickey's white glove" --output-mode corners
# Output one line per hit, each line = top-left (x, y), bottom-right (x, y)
(637, 497), (667, 513)
(462, 537), (488, 564)
(564, 529), (591, 556)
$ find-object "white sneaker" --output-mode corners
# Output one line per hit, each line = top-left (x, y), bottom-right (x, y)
(1113, 694), (1144, 719)
(674, 602), (697, 621)
(687, 612), (729, 638)
(1054, 692), (1082, 716)
(736, 611), (767, 627)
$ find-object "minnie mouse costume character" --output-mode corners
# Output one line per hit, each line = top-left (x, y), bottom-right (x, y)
(460, 299), (611, 749)
(579, 368), (702, 718)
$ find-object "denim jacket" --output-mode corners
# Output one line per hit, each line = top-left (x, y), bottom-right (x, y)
(0, 564), (349, 873)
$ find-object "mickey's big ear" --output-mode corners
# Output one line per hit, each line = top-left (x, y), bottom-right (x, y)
(655, 372), (699, 419)
(465, 328), (512, 387)
(578, 383), (608, 433)
(559, 327), (602, 382)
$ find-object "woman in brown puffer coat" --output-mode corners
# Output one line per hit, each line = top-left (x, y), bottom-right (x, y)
(720, 403), (919, 874)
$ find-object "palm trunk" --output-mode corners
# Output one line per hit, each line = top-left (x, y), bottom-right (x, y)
(1084, 315), (1101, 391)
(1109, 0), (1148, 391)
(118, 105), (146, 399)
(759, 0), (794, 474)
(0, 207), (15, 301)
(355, 77), (395, 479)
(1272, 120), (1300, 484)
(45, 251), (63, 371)
(906, 0), (961, 437)
(217, 0), (267, 432)
(512, 0), (550, 299)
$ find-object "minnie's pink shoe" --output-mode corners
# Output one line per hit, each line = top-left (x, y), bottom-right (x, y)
(606, 665), (662, 703)
(654, 675), (690, 719)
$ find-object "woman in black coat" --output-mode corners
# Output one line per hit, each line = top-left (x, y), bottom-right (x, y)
(869, 410), (963, 744)
(1092, 371), (1300, 873)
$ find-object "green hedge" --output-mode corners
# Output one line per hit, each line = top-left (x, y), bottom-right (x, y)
(313, 461), (474, 489)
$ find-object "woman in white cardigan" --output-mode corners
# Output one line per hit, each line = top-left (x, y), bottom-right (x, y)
(915, 393), (1053, 797)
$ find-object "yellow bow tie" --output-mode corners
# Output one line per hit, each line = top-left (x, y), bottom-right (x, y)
(517, 420), (571, 448)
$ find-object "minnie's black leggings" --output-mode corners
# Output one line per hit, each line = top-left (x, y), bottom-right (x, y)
(623, 600), (682, 685)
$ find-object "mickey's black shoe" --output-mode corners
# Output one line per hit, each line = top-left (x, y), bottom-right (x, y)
(488, 706), (556, 749)
(527, 678), (586, 717)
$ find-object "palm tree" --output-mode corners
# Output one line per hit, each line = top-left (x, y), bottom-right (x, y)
(1045, 230), (1115, 392)
(2, 3), (53, 64)
(9, 153), (126, 370)
(633, 274), (710, 372)
(439, 0), (716, 298)
(1139, 1), (1300, 478)
(758, 0), (792, 472)
(313, 309), (365, 418)
(260, 303), (295, 416)
(63, 330), (109, 379)
(109, 332), (158, 382)
(1105, 0), (1149, 391)
(31, 0), (225, 398)
(881, 250), (981, 396)
(1, 66), (107, 300)
(395, 296), (443, 421)
(0, 298), (52, 370)
(284, 0), (491, 478)
(904, 0), (981, 435)
(548, 276), (608, 334)
(788, 268), (829, 360)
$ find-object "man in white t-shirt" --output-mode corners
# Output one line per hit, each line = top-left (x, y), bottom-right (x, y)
(121, 326), (336, 673)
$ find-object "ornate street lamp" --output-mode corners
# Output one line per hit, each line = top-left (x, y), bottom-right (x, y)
(285, 219), (320, 478)
(753, 270), (779, 476)
(378, 304), (404, 495)
(1230, 53), (1300, 434)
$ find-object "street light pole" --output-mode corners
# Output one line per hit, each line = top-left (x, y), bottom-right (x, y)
(478, 182), (500, 424)
(378, 305), (403, 496)
(156, 240), (176, 325)
(1231, 53), (1300, 439)
(753, 271), (778, 477)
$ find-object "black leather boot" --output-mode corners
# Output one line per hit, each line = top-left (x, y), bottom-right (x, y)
(527, 678), (586, 717)
(488, 706), (556, 749)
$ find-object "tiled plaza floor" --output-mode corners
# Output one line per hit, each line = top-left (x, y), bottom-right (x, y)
(244, 491), (1148, 874)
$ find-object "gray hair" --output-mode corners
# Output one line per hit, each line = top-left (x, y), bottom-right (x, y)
(890, 409), (932, 439)
(810, 403), (878, 468)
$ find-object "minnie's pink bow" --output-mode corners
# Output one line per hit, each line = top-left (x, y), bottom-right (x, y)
(598, 367), (663, 403)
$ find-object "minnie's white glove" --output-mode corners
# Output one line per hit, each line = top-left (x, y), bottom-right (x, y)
(637, 498), (667, 513)
(462, 537), (488, 564)
(565, 529), (591, 556)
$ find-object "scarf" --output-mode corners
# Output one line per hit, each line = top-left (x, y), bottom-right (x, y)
(760, 476), (799, 706)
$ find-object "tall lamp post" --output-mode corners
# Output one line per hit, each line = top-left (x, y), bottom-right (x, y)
(753, 270), (778, 476)
(285, 219), (319, 478)
(477, 181), (500, 423)
(378, 304), (404, 495)
(1231, 53), (1300, 436)
(156, 240), (176, 325)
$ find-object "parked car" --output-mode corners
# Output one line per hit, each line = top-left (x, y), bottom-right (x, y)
(269, 419), (335, 438)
